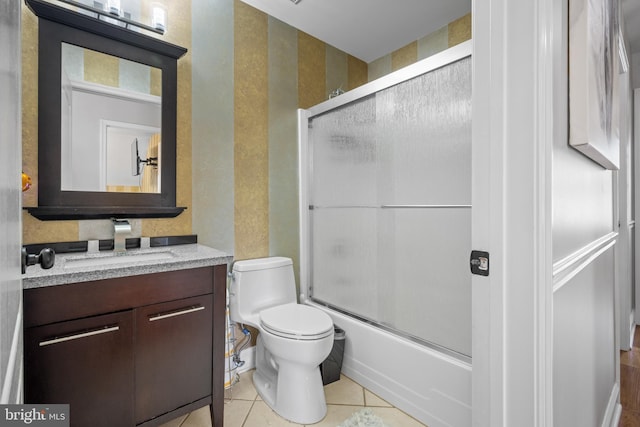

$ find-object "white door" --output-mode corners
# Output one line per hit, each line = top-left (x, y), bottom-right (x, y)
(0, 0), (24, 404)
(472, 0), (554, 425)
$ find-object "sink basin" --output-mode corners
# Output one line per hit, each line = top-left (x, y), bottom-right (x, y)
(64, 251), (177, 269)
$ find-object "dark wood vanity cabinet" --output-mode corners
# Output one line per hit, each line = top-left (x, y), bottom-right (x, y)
(24, 265), (227, 427)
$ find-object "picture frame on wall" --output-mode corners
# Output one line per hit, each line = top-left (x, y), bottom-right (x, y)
(568, 0), (620, 170)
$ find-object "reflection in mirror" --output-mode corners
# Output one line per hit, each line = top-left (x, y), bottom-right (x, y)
(105, 122), (161, 193)
(60, 43), (162, 193)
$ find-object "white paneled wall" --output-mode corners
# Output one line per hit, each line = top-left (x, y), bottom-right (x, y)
(552, 2), (618, 420)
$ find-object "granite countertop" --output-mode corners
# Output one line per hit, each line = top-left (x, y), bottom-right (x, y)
(23, 244), (233, 289)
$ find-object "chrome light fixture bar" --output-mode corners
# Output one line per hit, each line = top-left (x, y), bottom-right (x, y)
(54, 0), (165, 34)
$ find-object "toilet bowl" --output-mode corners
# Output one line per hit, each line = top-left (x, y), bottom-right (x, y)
(229, 257), (334, 424)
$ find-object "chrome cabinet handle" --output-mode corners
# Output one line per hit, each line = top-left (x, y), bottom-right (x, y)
(381, 204), (471, 209)
(148, 305), (205, 322)
(310, 204), (472, 209)
(39, 325), (120, 347)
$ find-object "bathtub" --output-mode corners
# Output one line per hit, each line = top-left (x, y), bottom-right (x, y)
(305, 300), (471, 427)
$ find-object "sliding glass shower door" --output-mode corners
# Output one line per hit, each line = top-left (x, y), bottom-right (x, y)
(305, 55), (472, 358)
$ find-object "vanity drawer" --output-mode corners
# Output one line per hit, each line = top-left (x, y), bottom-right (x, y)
(24, 267), (214, 327)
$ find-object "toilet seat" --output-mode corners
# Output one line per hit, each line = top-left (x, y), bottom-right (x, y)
(260, 304), (333, 340)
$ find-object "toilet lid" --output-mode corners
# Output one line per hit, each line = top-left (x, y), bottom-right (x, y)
(260, 304), (333, 340)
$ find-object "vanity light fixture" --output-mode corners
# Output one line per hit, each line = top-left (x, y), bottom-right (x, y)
(54, 0), (166, 34)
(106, 0), (120, 15)
(151, 6), (166, 32)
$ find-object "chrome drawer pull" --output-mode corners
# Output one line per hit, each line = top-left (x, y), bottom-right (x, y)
(148, 305), (205, 322)
(39, 325), (120, 347)
(381, 204), (472, 209)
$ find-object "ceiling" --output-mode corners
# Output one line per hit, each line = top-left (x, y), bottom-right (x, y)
(239, 0), (471, 63)
(241, 0), (640, 63)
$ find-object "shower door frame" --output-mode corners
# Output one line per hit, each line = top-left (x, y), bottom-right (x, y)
(298, 40), (473, 359)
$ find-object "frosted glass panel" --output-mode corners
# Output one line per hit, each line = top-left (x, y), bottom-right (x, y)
(377, 59), (472, 204)
(311, 207), (379, 320)
(307, 56), (472, 357)
(310, 95), (377, 207)
(381, 209), (471, 355)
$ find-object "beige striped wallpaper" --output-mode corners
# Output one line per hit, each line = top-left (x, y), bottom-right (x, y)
(230, 0), (369, 263)
(370, 13), (471, 80)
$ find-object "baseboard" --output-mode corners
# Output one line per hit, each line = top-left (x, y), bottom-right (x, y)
(610, 404), (622, 427)
(601, 383), (621, 427)
(236, 346), (256, 374)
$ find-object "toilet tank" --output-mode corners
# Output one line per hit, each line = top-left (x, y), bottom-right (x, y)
(229, 257), (297, 326)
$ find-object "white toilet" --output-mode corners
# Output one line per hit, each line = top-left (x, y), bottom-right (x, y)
(229, 257), (335, 424)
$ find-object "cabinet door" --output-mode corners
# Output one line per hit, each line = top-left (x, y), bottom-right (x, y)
(135, 294), (213, 424)
(24, 311), (134, 427)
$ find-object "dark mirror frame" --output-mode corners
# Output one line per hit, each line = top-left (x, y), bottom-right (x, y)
(25, 0), (187, 220)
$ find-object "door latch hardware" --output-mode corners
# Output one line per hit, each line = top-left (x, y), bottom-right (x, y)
(470, 250), (489, 276)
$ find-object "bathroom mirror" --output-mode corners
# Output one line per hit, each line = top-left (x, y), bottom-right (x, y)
(25, 0), (187, 220)
(60, 44), (162, 194)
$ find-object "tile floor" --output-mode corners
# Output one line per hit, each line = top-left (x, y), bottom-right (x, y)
(159, 370), (428, 427)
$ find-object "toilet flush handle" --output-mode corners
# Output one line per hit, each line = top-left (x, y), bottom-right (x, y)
(227, 270), (235, 296)
(227, 265), (237, 281)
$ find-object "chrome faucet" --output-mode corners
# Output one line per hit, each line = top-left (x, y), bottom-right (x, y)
(112, 219), (132, 254)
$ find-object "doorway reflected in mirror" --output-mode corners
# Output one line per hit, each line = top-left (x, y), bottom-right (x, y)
(60, 43), (162, 193)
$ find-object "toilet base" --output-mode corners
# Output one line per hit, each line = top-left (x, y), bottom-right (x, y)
(253, 335), (328, 424)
